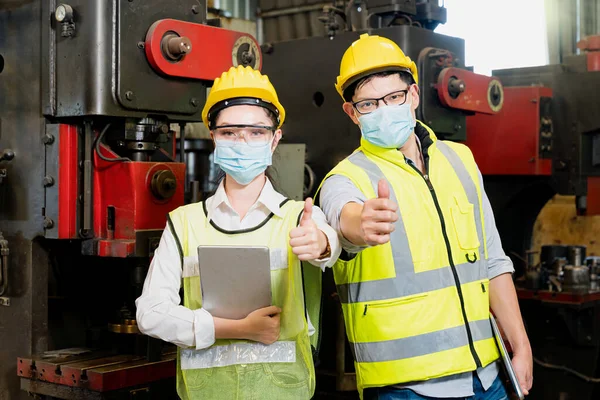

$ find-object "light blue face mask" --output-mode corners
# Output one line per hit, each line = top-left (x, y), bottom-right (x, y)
(214, 140), (273, 186)
(358, 102), (416, 149)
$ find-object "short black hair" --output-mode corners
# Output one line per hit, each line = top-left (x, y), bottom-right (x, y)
(342, 70), (416, 102)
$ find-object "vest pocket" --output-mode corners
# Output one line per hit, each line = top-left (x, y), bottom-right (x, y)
(450, 197), (480, 251)
(264, 358), (309, 389)
(362, 293), (428, 316)
(182, 367), (213, 389)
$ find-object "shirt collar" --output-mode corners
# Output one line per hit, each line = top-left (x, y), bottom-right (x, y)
(209, 177), (286, 219)
(257, 179), (286, 218)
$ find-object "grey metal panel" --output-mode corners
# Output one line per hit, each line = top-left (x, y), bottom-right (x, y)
(292, 12), (309, 39)
(308, 10), (325, 37)
(260, 0), (278, 11)
(264, 17), (279, 43)
(276, 15), (295, 41)
(50, 0), (208, 121)
(262, 30), (361, 186)
(0, 2), (48, 399)
(271, 143), (306, 200)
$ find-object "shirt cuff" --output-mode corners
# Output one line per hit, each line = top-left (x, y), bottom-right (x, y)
(340, 235), (369, 254)
(193, 308), (216, 350)
(310, 216), (342, 270)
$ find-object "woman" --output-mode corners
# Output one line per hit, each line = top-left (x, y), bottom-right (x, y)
(136, 65), (340, 399)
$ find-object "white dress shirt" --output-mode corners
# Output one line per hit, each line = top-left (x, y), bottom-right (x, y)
(136, 178), (341, 350)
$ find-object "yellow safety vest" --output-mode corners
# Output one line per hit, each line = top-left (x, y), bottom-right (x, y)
(168, 199), (322, 400)
(320, 124), (500, 395)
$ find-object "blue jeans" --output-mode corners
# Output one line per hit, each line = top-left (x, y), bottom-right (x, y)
(363, 374), (508, 400)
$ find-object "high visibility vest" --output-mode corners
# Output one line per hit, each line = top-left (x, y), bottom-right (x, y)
(320, 124), (500, 395)
(168, 199), (322, 400)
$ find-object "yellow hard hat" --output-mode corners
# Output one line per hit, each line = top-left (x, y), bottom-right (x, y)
(202, 65), (286, 128)
(335, 33), (419, 100)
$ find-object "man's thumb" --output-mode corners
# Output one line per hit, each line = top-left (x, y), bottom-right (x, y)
(378, 179), (390, 199)
(300, 198), (313, 225)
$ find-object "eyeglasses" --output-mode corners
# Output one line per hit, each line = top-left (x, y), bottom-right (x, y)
(212, 125), (276, 147)
(352, 89), (410, 115)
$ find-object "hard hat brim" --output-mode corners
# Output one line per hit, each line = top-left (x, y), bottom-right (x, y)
(207, 97), (281, 129)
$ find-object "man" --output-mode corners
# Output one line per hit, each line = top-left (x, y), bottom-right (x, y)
(318, 33), (533, 399)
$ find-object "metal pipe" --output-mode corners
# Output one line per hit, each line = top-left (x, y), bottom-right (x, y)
(179, 123), (187, 193)
(81, 121), (94, 238)
(130, 151), (148, 162)
(190, 181), (201, 203)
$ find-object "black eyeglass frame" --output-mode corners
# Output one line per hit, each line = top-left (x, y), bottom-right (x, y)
(352, 89), (411, 115)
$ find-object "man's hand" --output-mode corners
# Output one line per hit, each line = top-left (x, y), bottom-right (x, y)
(512, 349), (533, 396)
(360, 179), (399, 246)
(289, 198), (329, 260)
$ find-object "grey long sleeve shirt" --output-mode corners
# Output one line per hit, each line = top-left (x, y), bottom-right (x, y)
(318, 152), (514, 398)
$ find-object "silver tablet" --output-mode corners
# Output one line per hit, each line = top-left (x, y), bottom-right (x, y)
(197, 245), (272, 320)
(490, 316), (525, 400)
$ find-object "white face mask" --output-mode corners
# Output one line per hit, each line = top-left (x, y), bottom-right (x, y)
(213, 139), (273, 185)
(358, 101), (416, 149)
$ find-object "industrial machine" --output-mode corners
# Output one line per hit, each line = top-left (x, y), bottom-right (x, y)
(3, 0), (600, 399)
(260, 1), (600, 399)
(0, 1), (261, 398)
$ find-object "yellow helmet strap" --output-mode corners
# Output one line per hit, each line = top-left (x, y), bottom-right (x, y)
(207, 97), (280, 129)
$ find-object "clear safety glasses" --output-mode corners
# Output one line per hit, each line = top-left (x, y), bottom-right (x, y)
(212, 125), (276, 147)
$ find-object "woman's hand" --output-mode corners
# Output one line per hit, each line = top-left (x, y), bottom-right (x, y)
(289, 198), (329, 260)
(241, 306), (282, 345)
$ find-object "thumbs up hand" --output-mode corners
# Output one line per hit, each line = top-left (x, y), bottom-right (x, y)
(360, 179), (399, 246)
(289, 198), (329, 261)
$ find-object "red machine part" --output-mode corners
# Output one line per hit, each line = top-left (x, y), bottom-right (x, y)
(577, 34), (600, 72)
(586, 177), (600, 216)
(17, 351), (175, 392)
(58, 124), (79, 239)
(465, 86), (553, 176)
(437, 67), (504, 115)
(145, 19), (261, 80)
(93, 145), (185, 258)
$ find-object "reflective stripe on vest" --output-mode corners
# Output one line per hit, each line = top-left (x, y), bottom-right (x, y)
(351, 319), (493, 363)
(181, 341), (296, 370)
(337, 142), (486, 306)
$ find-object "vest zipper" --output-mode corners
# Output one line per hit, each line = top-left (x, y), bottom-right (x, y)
(407, 162), (483, 369)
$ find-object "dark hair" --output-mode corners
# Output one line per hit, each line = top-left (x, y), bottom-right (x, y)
(342, 70), (416, 102)
(210, 106), (279, 128)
